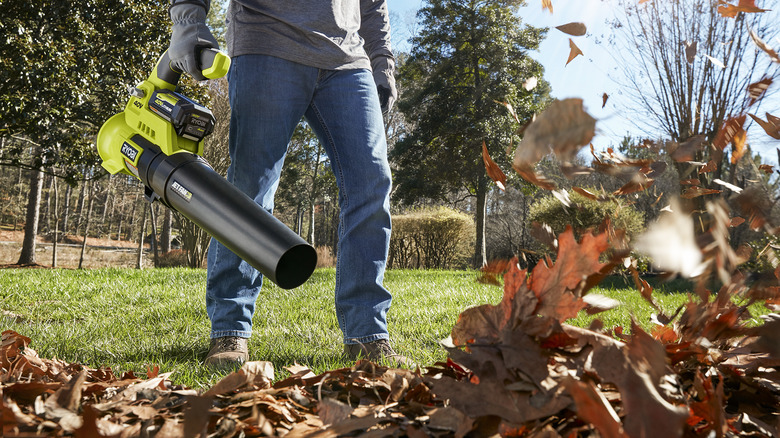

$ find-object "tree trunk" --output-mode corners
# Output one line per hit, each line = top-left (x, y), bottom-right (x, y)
(136, 206), (147, 269)
(17, 167), (44, 265)
(473, 175), (488, 268)
(51, 176), (59, 268)
(161, 207), (172, 253)
(60, 184), (71, 238)
(79, 181), (95, 269)
(74, 178), (87, 236)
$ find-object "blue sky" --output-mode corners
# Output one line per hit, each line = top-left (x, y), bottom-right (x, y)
(388, 0), (780, 164)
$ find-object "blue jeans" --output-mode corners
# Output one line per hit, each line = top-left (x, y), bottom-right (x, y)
(206, 54), (393, 345)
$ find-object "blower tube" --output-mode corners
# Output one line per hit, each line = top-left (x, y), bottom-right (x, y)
(133, 134), (317, 289)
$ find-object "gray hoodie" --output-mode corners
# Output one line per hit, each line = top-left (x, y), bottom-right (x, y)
(224, 0), (393, 71)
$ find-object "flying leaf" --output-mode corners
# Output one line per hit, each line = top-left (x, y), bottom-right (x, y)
(749, 113), (780, 139)
(758, 163), (774, 174)
(704, 54), (725, 69)
(713, 115), (746, 151)
(712, 178), (743, 193)
(495, 100), (521, 124)
(718, 0), (769, 18)
(633, 200), (706, 278)
(747, 77), (772, 106)
(522, 76), (538, 91)
(749, 28), (780, 63)
(542, 0), (553, 13)
(731, 127), (748, 163)
(685, 41), (698, 64)
(681, 186), (722, 199)
(556, 22), (587, 36)
(566, 39), (584, 66)
(562, 378), (626, 438)
(602, 92), (609, 108)
(512, 98), (597, 170)
(482, 141), (507, 191)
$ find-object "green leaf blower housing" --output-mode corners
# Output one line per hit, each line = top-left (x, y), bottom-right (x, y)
(97, 49), (317, 289)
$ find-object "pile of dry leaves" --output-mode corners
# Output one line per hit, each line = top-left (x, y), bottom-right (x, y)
(3, 224), (779, 437)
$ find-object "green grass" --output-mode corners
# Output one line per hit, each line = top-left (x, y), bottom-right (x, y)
(0, 267), (769, 389)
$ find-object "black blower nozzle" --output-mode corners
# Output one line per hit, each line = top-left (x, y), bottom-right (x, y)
(135, 135), (317, 289)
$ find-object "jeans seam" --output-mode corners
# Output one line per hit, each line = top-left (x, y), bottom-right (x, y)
(308, 96), (349, 337)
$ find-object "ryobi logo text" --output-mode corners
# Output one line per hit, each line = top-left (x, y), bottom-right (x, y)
(121, 142), (139, 162)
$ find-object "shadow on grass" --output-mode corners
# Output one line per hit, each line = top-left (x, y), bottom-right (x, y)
(597, 274), (694, 294)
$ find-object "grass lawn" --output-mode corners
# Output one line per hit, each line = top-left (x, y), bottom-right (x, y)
(0, 266), (765, 389)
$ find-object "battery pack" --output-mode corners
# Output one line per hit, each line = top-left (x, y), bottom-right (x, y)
(149, 89), (215, 142)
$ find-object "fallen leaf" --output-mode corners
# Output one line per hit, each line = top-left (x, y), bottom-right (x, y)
(562, 378), (626, 438)
(556, 22), (587, 36)
(482, 141), (507, 191)
(566, 38), (584, 66)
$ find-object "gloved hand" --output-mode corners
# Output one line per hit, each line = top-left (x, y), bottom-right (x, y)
(169, 1), (219, 81)
(371, 56), (397, 116)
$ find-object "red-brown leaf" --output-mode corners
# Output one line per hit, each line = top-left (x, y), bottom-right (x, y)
(482, 141), (507, 191)
(566, 38), (584, 66)
(556, 22), (587, 36)
(718, 0), (769, 18)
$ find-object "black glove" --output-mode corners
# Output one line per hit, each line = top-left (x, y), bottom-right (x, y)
(169, 1), (219, 81)
(371, 56), (397, 116)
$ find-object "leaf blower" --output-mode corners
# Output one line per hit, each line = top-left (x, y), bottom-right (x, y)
(96, 49), (317, 289)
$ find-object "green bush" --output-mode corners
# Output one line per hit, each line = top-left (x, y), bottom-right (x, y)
(529, 190), (645, 240)
(389, 207), (475, 269)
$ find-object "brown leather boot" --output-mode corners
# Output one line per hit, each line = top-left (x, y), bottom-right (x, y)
(344, 339), (415, 368)
(204, 336), (249, 370)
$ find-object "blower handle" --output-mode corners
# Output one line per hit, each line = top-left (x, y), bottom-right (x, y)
(151, 48), (231, 89)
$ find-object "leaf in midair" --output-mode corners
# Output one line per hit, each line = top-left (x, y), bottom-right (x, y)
(556, 22), (587, 36)
(749, 28), (780, 63)
(495, 99), (520, 124)
(731, 127), (748, 163)
(681, 186), (722, 199)
(713, 115), (746, 151)
(749, 112), (780, 139)
(482, 141), (507, 191)
(561, 378), (626, 438)
(685, 41), (698, 64)
(512, 98), (597, 170)
(747, 77), (772, 106)
(758, 163), (775, 174)
(704, 54), (725, 69)
(718, 0), (769, 18)
(522, 76), (538, 91)
(633, 199), (706, 278)
(566, 38), (584, 66)
(602, 92), (609, 108)
(542, 0), (553, 13)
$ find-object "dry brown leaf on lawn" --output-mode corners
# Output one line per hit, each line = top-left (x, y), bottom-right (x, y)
(512, 98), (596, 171)
(482, 141), (507, 191)
(566, 38), (584, 66)
(562, 378), (627, 438)
(718, 0), (769, 18)
(749, 112), (780, 139)
(556, 22), (587, 36)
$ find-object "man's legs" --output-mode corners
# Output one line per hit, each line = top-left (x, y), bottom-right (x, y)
(205, 55), (317, 366)
(303, 68), (394, 346)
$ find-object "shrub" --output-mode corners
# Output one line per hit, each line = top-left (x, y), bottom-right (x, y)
(156, 249), (190, 268)
(529, 190), (645, 240)
(389, 207), (475, 269)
